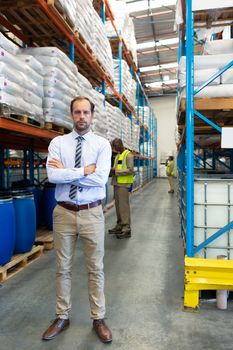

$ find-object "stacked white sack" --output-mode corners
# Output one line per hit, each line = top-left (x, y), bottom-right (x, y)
(19, 47), (80, 130)
(75, 0), (93, 50)
(105, 0), (137, 67)
(179, 54), (233, 97)
(105, 102), (124, 141)
(132, 123), (140, 152)
(90, 89), (107, 138)
(17, 55), (44, 120)
(0, 35), (43, 123)
(92, 10), (114, 82)
(204, 39), (233, 55)
(54, 0), (76, 27)
(109, 59), (136, 107)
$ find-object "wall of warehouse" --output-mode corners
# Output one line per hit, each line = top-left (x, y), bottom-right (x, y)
(150, 96), (177, 176)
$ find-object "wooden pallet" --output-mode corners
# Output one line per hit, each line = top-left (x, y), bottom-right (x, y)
(44, 122), (70, 134)
(0, 245), (44, 282)
(46, 0), (75, 30)
(35, 230), (54, 251)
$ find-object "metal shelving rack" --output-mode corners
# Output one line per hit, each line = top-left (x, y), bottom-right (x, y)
(99, 0), (157, 181)
(177, 0), (233, 310)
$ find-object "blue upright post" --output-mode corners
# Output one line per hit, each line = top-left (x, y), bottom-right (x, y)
(6, 149), (10, 189)
(23, 150), (27, 181)
(69, 43), (75, 62)
(28, 147), (34, 186)
(101, 1), (105, 22)
(186, 0), (194, 257)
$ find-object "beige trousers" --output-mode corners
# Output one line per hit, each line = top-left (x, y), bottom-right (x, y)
(113, 185), (131, 232)
(167, 175), (175, 191)
(53, 204), (105, 320)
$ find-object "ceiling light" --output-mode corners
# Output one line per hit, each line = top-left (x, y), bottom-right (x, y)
(139, 62), (178, 72)
(163, 75), (170, 81)
(126, 0), (176, 13)
(136, 37), (178, 51)
(146, 79), (178, 88)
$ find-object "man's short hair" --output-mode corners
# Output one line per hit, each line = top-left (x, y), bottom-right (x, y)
(70, 96), (95, 113)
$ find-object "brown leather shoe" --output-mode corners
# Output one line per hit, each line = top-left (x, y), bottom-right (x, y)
(42, 318), (70, 341)
(93, 319), (112, 343)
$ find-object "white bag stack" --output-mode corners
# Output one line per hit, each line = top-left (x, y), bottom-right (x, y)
(105, 102), (124, 141)
(17, 55), (44, 119)
(19, 47), (80, 130)
(54, 0), (77, 27)
(75, 0), (94, 50)
(110, 59), (136, 107)
(92, 10), (114, 82)
(105, 0), (138, 67)
(0, 36), (43, 123)
(90, 89), (107, 138)
(179, 51), (233, 98)
(132, 123), (140, 152)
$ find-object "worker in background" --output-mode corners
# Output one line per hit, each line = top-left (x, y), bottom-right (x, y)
(42, 96), (112, 344)
(108, 138), (134, 239)
(166, 155), (175, 194)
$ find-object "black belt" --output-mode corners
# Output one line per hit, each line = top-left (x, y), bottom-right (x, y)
(57, 200), (102, 212)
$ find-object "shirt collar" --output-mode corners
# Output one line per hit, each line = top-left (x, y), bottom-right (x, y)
(71, 129), (93, 141)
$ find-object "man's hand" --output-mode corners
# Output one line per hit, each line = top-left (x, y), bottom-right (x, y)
(48, 158), (64, 169)
(84, 164), (96, 176)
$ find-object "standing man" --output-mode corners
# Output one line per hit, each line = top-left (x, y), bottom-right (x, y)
(108, 138), (134, 239)
(166, 155), (175, 194)
(42, 96), (112, 343)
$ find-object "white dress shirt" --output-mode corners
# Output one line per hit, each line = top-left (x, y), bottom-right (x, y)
(46, 129), (112, 204)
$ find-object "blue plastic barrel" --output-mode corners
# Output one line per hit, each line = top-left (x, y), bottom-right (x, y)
(0, 194), (16, 265)
(42, 183), (56, 230)
(13, 191), (36, 254)
(12, 182), (43, 228)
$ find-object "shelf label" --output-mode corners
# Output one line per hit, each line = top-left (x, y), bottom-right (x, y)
(221, 128), (233, 148)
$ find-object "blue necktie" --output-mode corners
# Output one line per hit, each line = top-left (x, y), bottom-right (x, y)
(69, 136), (83, 200)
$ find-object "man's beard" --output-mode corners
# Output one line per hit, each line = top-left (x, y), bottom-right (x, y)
(75, 121), (90, 132)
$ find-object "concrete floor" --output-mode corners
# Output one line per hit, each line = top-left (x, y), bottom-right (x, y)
(1, 178), (233, 350)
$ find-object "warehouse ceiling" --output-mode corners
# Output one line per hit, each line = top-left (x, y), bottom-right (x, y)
(125, 0), (178, 97)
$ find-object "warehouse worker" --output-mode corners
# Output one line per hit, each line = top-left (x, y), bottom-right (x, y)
(108, 138), (134, 239)
(42, 96), (112, 343)
(166, 155), (175, 194)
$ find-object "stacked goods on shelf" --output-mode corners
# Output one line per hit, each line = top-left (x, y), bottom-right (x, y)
(92, 10), (114, 81)
(75, 0), (114, 81)
(0, 34), (43, 124)
(75, 0), (93, 49)
(178, 50), (233, 98)
(90, 90), (107, 138)
(132, 123), (140, 152)
(105, 0), (138, 67)
(19, 47), (81, 130)
(137, 106), (150, 127)
(108, 59), (136, 107)
(105, 102), (124, 141)
(55, 0), (76, 27)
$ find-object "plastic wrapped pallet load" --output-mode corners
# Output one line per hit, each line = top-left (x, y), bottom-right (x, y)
(92, 10), (114, 82)
(75, 0), (94, 50)
(105, 102), (123, 142)
(19, 47), (80, 130)
(0, 33), (19, 55)
(193, 176), (233, 259)
(90, 90), (107, 138)
(204, 39), (233, 55)
(0, 45), (43, 123)
(54, 0), (76, 27)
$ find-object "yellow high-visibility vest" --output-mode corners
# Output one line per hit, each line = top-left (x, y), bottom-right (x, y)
(114, 150), (134, 184)
(166, 161), (175, 176)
